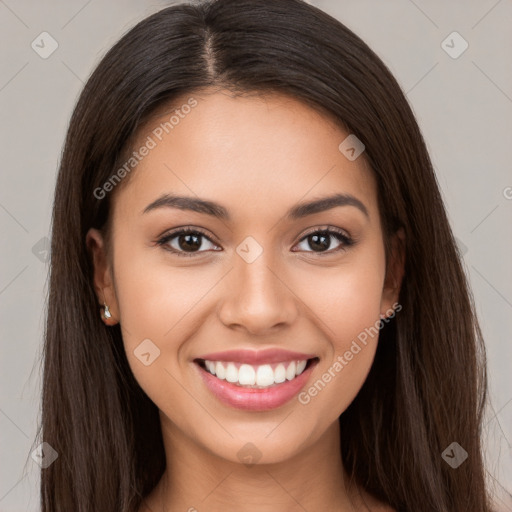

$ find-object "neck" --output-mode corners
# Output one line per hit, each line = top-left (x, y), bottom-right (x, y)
(145, 416), (365, 512)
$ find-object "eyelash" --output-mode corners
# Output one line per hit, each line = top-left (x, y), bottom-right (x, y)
(155, 226), (355, 258)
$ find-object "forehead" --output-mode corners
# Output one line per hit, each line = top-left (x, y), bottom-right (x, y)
(111, 90), (378, 225)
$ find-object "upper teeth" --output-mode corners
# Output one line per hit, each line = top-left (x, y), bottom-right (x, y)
(204, 359), (308, 388)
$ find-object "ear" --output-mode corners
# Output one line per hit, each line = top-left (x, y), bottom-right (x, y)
(380, 227), (405, 318)
(85, 227), (119, 325)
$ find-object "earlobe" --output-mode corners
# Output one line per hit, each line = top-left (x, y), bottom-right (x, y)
(85, 227), (119, 325)
(380, 227), (406, 318)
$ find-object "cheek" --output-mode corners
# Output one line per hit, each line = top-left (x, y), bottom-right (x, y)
(304, 244), (386, 344)
(327, 268), (384, 345)
(112, 248), (216, 389)
(297, 248), (386, 412)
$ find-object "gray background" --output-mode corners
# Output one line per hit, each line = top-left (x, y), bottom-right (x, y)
(1, 0), (511, 510)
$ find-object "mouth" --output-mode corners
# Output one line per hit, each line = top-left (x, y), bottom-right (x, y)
(194, 357), (319, 388)
(193, 357), (320, 411)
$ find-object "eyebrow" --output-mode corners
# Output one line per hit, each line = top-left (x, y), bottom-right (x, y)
(142, 192), (369, 220)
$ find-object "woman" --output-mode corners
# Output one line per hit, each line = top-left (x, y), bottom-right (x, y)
(37, 0), (493, 510)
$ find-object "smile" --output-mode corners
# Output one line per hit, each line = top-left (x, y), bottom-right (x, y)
(200, 359), (310, 388)
(194, 357), (319, 411)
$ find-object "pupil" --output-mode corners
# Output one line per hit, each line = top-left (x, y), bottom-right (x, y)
(180, 233), (201, 251)
(309, 232), (329, 251)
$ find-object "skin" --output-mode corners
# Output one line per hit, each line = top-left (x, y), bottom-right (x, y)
(86, 89), (404, 512)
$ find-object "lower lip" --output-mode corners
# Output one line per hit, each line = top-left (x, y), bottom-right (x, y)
(195, 359), (318, 411)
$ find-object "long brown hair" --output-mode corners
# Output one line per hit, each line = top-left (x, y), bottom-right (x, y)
(35, 0), (493, 510)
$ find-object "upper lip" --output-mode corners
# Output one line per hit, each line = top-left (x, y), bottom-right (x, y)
(195, 349), (317, 365)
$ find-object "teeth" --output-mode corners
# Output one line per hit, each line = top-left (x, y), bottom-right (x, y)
(202, 359), (310, 388)
(215, 361), (226, 380)
(274, 363), (286, 384)
(296, 359), (307, 375)
(285, 361), (296, 380)
(225, 362), (238, 383)
(256, 364), (274, 386)
(239, 364), (256, 385)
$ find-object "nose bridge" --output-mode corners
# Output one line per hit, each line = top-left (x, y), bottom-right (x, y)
(239, 251), (279, 299)
(218, 237), (297, 333)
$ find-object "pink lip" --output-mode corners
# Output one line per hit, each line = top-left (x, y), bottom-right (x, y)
(194, 358), (319, 411)
(196, 348), (317, 365)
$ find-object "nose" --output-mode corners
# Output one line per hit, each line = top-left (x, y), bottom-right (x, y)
(217, 251), (299, 335)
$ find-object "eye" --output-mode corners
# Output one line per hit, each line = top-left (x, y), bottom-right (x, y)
(156, 227), (221, 257)
(293, 227), (354, 255)
(156, 225), (354, 258)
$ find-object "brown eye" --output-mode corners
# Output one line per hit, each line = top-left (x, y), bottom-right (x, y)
(157, 228), (221, 257)
(294, 228), (353, 254)
(175, 232), (202, 252)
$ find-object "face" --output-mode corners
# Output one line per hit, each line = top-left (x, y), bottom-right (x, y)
(87, 89), (403, 466)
